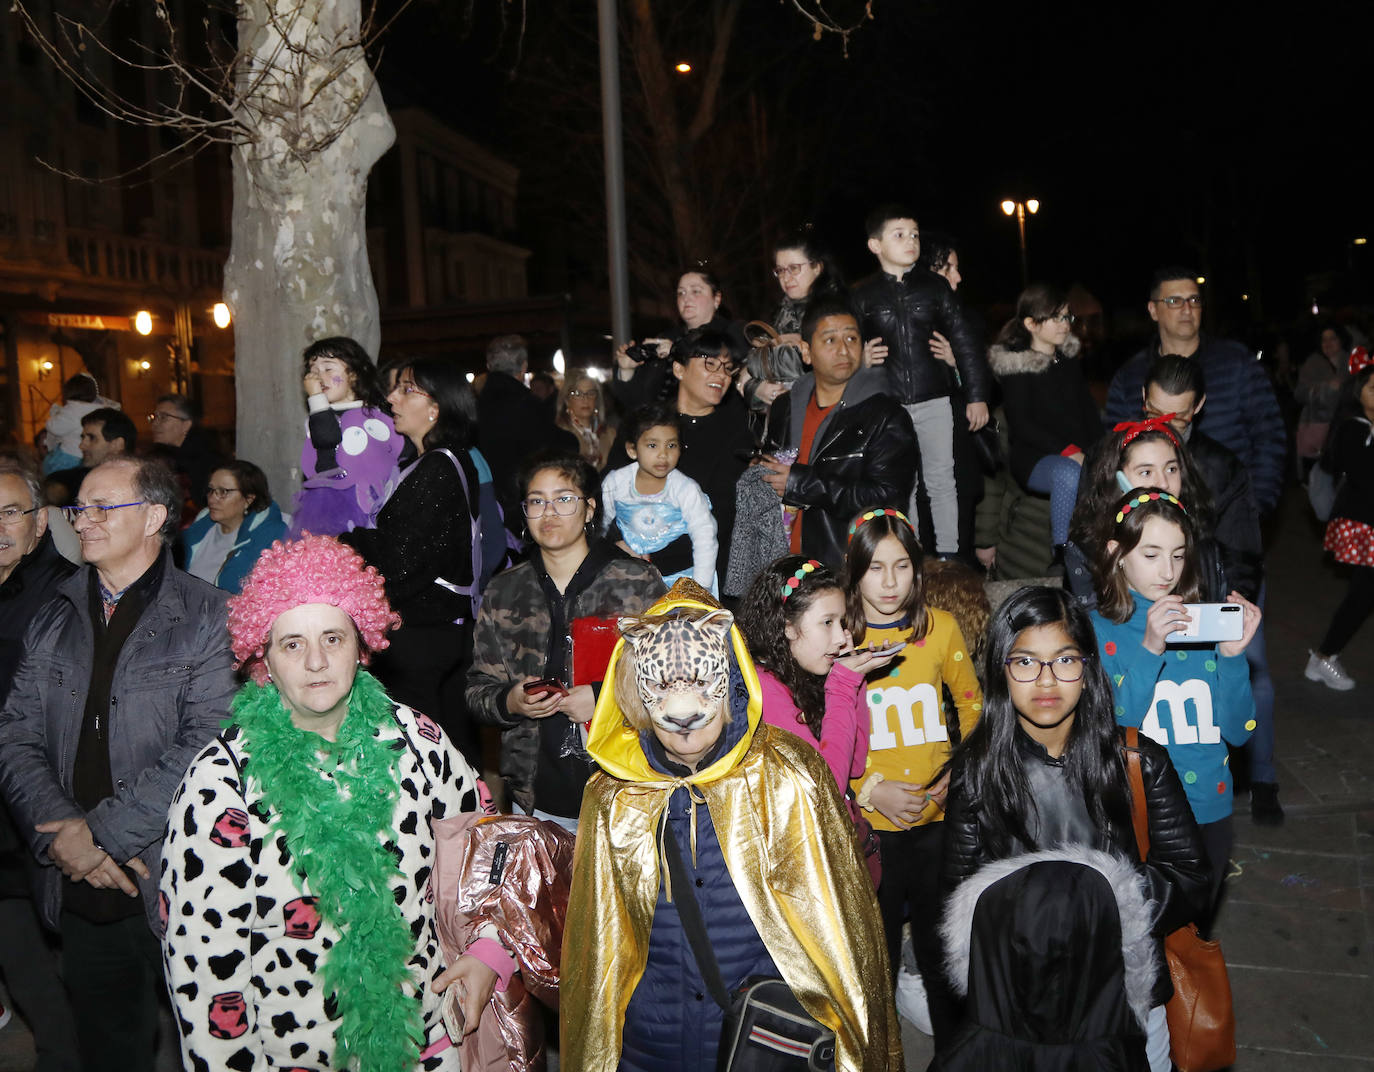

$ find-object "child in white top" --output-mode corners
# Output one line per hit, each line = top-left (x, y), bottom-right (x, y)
(602, 403), (718, 594)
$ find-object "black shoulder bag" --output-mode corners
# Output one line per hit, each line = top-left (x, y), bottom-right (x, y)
(661, 822), (836, 1072)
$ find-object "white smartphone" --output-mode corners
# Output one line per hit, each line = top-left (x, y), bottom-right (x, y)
(1167, 603), (1244, 645)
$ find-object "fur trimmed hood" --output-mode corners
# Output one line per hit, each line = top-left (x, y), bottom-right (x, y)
(941, 844), (1157, 1032)
(988, 331), (1081, 377)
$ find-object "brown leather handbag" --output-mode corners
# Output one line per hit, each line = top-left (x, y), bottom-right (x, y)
(1123, 728), (1237, 1072)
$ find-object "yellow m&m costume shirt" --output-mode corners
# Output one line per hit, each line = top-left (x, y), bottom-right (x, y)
(851, 607), (981, 832)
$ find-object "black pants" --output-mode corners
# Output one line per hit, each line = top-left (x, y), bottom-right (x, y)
(372, 620), (478, 767)
(0, 896), (80, 1072)
(876, 823), (961, 1050)
(1197, 815), (1234, 939)
(61, 911), (164, 1072)
(1320, 564), (1374, 655)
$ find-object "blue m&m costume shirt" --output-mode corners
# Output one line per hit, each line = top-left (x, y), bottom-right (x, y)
(1092, 596), (1255, 824)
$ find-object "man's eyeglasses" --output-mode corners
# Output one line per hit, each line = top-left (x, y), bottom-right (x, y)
(1003, 654), (1089, 683)
(62, 501), (146, 525)
(521, 495), (588, 518)
(689, 354), (736, 374)
(1153, 295), (1202, 309)
(772, 262), (816, 279)
(148, 411), (190, 424)
(0, 506), (41, 526)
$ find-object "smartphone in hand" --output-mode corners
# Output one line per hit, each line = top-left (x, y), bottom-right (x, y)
(522, 678), (569, 699)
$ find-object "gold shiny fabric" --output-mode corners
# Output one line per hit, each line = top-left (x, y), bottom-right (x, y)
(562, 587), (902, 1071)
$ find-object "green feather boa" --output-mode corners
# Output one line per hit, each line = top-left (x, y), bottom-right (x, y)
(231, 670), (423, 1072)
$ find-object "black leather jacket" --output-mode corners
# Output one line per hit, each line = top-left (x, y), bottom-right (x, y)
(850, 268), (990, 405)
(763, 368), (918, 568)
(942, 728), (1210, 1007)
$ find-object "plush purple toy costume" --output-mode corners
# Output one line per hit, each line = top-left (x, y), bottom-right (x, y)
(289, 399), (403, 538)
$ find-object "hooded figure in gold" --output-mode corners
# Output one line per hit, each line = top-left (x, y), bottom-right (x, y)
(561, 579), (901, 1071)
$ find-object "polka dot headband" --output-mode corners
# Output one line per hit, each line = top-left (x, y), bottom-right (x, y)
(847, 507), (914, 542)
(1115, 491), (1186, 525)
(781, 560), (823, 601)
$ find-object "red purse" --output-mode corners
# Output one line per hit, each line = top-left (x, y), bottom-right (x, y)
(569, 616), (621, 687)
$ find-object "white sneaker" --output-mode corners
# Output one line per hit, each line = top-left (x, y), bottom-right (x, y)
(1306, 651), (1356, 691)
(894, 967), (933, 1035)
(0, 1001), (11, 1031)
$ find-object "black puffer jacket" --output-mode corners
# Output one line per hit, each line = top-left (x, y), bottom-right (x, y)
(942, 728), (1210, 1007)
(763, 367), (919, 568)
(850, 268), (990, 405)
(1187, 430), (1263, 602)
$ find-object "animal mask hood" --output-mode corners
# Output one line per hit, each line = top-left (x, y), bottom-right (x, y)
(587, 579), (763, 787)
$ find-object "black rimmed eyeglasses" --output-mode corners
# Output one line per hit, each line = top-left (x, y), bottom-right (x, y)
(1003, 654), (1089, 683)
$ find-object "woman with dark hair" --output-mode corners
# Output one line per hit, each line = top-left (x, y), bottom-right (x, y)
(182, 459), (287, 592)
(940, 585), (1210, 1071)
(1065, 421), (1218, 604)
(290, 335), (403, 538)
(988, 284), (1102, 551)
(1306, 360), (1374, 690)
(467, 452), (665, 830)
(1295, 323), (1353, 476)
(743, 226), (845, 411)
(341, 357), (484, 764)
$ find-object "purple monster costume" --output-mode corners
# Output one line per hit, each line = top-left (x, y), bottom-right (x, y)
(289, 401), (403, 538)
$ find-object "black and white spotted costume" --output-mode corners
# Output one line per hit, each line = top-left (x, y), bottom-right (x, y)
(160, 702), (488, 1072)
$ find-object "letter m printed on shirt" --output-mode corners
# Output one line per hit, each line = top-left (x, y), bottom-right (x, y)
(1140, 679), (1221, 747)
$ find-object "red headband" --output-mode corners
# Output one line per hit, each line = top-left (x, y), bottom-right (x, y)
(1351, 347), (1373, 377)
(1113, 413), (1180, 448)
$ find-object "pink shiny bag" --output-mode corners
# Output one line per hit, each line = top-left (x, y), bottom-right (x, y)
(432, 812), (576, 1072)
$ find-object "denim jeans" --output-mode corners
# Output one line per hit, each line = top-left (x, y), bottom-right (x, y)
(1244, 581), (1276, 784)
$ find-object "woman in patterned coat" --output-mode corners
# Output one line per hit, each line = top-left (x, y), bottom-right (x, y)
(160, 535), (515, 1071)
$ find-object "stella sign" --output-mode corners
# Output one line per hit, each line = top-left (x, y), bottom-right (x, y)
(20, 312), (135, 331)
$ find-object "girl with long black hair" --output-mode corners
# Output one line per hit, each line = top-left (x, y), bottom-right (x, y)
(940, 586), (1209, 1071)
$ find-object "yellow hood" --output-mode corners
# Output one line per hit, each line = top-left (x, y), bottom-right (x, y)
(585, 582), (763, 788)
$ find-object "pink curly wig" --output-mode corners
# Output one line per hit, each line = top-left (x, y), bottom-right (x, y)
(226, 534), (401, 683)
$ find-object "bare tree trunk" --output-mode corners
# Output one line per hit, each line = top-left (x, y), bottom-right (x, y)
(223, 0), (395, 504)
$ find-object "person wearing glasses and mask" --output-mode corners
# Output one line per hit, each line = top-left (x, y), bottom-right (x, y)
(340, 358), (484, 768)
(0, 457), (234, 1072)
(1104, 267), (1285, 519)
(147, 393), (223, 512)
(181, 460), (288, 593)
(987, 284), (1104, 552)
(467, 453), (665, 831)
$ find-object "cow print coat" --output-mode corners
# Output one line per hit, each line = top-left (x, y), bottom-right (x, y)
(160, 702), (488, 1071)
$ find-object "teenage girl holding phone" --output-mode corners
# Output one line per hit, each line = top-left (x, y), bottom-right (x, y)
(738, 555), (901, 886)
(1089, 489), (1260, 929)
(843, 509), (981, 1048)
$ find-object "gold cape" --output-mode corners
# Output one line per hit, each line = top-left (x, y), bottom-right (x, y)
(560, 585), (902, 1071)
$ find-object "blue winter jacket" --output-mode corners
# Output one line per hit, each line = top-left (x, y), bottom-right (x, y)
(1104, 336), (1286, 516)
(619, 703), (778, 1071)
(1092, 598), (1254, 824)
(181, 501), (288, 593)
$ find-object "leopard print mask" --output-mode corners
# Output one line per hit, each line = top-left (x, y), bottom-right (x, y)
(617, 608), (734, 736)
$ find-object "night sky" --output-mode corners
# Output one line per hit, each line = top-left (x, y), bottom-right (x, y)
(379, 0), (1372, 346)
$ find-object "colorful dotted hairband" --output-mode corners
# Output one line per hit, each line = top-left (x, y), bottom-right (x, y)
(781, 560), (823, 601)
(1115, 491), (1186, 524)
(847, 508), (914, 542)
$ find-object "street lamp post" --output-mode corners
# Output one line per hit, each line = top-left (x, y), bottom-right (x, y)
(1001, 198), (1040, 288)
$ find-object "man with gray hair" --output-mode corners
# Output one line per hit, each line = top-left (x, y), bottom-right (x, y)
(477, 333), (578, 538)
(0, 456), (234, 1072)
(0, 464), (80, 1065)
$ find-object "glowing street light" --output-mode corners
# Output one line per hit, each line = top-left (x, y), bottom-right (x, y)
(134, 310), (153, 335)
(212, 302), (232, 329)
(674, 61), (692, 74)
(553, 349), (566, 376)
(1000, 198), (1039, 287)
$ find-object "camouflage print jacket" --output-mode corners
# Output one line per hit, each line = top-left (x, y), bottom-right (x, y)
(467, 542), (665, 812)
